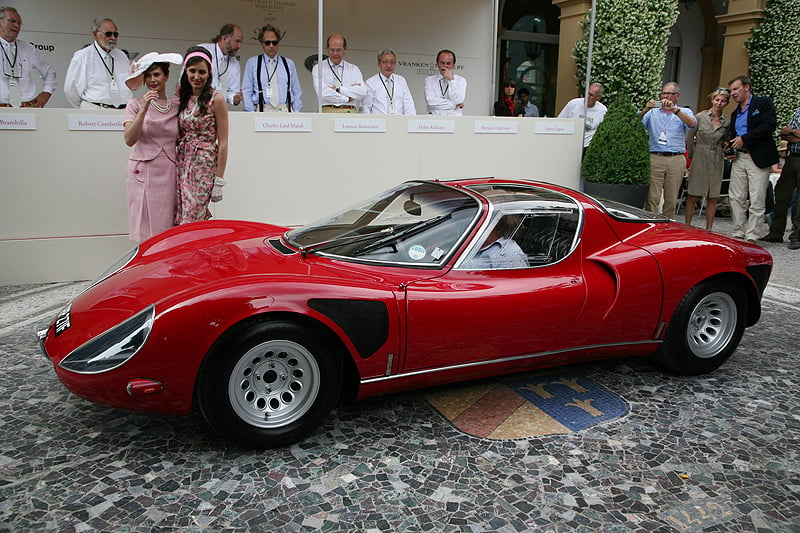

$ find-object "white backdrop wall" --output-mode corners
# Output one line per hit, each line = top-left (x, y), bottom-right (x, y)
(0, 109), (583, 284)
(1, 1), (586, 286)
(12, 0), (497, 115)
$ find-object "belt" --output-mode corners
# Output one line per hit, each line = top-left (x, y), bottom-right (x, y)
(322, 105), (356, 110)
(0, 101), (36, 108)
(90, 102), (126, 109)
(650, 152), (684, 156)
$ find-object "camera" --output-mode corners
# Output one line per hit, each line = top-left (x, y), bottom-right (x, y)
(652, 101), (662, 108)
(724, 143), (737, 158)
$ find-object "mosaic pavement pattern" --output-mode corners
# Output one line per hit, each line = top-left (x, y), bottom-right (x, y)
(0, 281), (798, 532)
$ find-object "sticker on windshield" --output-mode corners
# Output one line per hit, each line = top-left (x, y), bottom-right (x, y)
(408, 245), (426, 260)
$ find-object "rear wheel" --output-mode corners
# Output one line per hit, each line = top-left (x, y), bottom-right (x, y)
(198, 320), (342, 449)
(655, 279), (747, 375)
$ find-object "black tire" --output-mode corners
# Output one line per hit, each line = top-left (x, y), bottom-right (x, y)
(197, 319), (343, 449)
(655, 279), (747, 375)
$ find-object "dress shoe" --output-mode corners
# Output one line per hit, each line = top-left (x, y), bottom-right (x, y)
(758, 234), (783, 243)
(789, 241), (800, 250)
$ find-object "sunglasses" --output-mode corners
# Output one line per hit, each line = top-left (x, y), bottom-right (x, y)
(102, 31), (119, 38)
(263, 40), (279, 46)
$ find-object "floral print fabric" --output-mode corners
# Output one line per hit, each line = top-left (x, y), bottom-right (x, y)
(176, 96), (218, 224)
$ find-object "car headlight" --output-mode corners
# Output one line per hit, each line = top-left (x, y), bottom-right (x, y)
(59, 305), (155, 374)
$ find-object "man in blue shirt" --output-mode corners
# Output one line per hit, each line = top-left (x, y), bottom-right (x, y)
(641, 82), (697, 217)
(728, 75), (779, 242)
(241, 24), (302, 112)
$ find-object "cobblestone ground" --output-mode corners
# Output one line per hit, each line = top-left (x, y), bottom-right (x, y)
(1, 214), (799, 532)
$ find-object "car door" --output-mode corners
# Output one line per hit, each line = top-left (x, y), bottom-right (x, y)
(402, 211), (587, 371)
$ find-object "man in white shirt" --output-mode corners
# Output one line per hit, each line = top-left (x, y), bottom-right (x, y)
(0, 7), (56, 107)
(242, 24), (302, 112)
(361, 48), (415, 115)
(424, 49), (466, 116)
(557, 83), (608, 153)
(199, 24), (243, 107)
(312, 34), (366, 113)
(64, 17), (131, 109)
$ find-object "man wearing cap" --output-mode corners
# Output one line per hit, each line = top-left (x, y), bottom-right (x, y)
(199, 24), (243, 106)
(312, 34), (366, 113)
(0, 6), (56, 107)
(241, 24), (302, 112)
(761, 104), (800, 248)
(361, 48), (415, 115)
(64, 17), (131, 109)
(727, 75), (779, 242)
(424, 49), (466, 116)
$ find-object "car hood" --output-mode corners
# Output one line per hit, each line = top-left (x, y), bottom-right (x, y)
(57, 220), (401, 351)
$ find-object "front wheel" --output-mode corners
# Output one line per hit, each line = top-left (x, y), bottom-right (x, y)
(655, 279), (747, 375)
(197, 319), (343, 449)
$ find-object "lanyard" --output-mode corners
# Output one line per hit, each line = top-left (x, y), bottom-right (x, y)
(439, 78), (449, 98)
(1, 40), (17, 74)
(93, 44), (114, 78)
(213, 46), (229, 79)
(328, 59), (342, 84)
(380, 75), (394, 104)
(266, 56), (278, 83)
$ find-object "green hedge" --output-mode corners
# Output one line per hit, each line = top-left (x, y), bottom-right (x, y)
(582, 96), (650, 185)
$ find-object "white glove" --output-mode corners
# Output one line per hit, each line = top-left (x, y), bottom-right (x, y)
(211, 176), (226, 203)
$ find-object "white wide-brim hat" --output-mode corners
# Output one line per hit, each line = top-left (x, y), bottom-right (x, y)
(125, 52), (184, 90)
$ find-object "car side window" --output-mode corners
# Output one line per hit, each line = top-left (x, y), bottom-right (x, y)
(462, 214), (530, 270)
(515, 212), (579, 266)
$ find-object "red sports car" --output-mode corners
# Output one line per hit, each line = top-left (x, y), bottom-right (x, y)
(39, 179), (772, 448)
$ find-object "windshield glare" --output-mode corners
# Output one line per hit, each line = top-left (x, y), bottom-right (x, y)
(286, 181), (480, 265)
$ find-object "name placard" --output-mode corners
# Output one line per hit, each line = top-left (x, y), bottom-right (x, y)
(0, 114), (36, 130)
(474, 120), (518, 134)
(67, 115), (125, 131)
(534, 120), (576, 135)
(334, 118), (386, 133)
(254, 116), (313, 132)
(407, 120), (455, 133)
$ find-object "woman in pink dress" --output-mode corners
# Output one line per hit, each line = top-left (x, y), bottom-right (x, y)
(123, 52), (183, 242)
(175, 47), (229, 224)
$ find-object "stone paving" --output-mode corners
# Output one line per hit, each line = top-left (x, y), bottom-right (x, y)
(1, 214), (799, 532)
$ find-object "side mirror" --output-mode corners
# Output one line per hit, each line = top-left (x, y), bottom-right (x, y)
(403, 195), (422, 216)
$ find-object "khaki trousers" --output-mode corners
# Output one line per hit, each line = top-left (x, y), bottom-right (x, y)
(729, 152), (769, 241)
(645, 154), (685, 217)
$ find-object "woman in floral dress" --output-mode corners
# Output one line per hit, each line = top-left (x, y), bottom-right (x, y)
(175, 46), (229, 224)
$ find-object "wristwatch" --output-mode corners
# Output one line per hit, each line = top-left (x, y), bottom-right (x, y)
(675, 108), (681, 115)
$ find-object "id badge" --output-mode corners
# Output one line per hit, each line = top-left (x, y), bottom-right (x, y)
(265, 86), (273, 99)
(8, 76), (21, 107)
(110, 78), (120, 94)
(658, 131), (668, 145)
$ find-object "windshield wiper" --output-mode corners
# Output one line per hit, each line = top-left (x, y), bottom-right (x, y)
(300, 227), (394, 257)
(354, 214), (451, 255)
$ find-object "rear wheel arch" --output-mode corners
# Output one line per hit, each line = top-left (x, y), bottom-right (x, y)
(655, 275), (751, 375)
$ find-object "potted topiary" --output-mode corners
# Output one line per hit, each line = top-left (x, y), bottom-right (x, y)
(582, 94), (651, 208)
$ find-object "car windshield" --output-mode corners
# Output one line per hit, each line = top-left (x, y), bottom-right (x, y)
(285, 181), (481, 266)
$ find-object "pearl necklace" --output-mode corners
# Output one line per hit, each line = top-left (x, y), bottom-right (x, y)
(150, 98), (171, 114)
